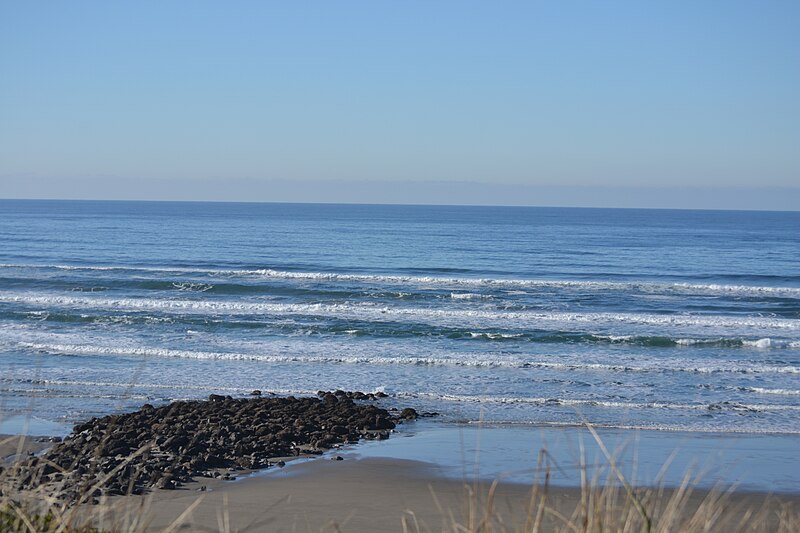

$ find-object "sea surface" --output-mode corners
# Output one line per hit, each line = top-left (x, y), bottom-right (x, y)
(1, 200), (799, 437)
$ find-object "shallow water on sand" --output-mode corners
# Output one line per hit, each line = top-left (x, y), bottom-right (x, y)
(341, 422), (800, 493)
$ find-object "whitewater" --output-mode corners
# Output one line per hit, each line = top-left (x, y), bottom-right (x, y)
(0, 200), (798, 435)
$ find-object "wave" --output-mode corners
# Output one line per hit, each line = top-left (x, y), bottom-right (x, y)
(3, 293), (798, 332)
(461, 420), (800, 435)
(450, 293), (492, 300)
(741, 387), (800, 396)
(10, 310), (800, 349)
(518, 361), (800, 374)
(399, 391), (800, 413)
(16, 342), (800, 375)
(6, 308), (798, 349)
(171, 282), (213, 292)
(2, 263), (799, 298)
(5, 377), (320, 397)
(0, 387), (154, 402)
(674, 337), (800, 349)
(10, 372), (798, 415)
(467, 332), (525, 340)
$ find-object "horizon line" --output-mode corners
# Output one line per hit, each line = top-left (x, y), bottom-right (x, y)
(2, 196), (798, 214)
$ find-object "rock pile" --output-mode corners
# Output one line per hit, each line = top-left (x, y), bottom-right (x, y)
(14, 391), (417, 503)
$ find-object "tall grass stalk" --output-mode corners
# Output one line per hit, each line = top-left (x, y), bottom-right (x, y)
(424, 423), (799, 533)
(1, 423), (798, 532)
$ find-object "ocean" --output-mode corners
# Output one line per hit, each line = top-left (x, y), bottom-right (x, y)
(1, 200), (799, 437)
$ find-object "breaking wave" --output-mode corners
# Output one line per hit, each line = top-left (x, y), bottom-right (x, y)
(3, 293), (798, 332)
(16, 342), (800, 375)
(2, 263), (799, 297)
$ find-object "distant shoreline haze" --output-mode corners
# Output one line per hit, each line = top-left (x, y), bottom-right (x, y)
(3, 4), (797, 213)
(1, 179), (799, 211)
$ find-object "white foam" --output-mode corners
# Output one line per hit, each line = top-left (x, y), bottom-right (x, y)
(2, 263), (799, 298)
(462, 420), (800, 435)
(450, 293), (491, 300)
(742, 338), (795, 349)
(17, 341), (518, 367)
(3, 293), (798, 333)
(7, 377), (318, 397)
(468, 332), (525, 340)
(744, 387), (800, 396)
(598, 335), (634, 342)
(675, 338), (737, 347)
(15, 341), (800, 375)
(172, 282), (213, 292)
(402, 391), (800, 412)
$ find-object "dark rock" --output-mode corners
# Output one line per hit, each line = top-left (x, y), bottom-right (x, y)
(399, 408), (418, 420)
(156, 475), (176, 490)
(373, 416), (396, 430)
(322, 393), (338, 404)
(15, 390), (415, 505)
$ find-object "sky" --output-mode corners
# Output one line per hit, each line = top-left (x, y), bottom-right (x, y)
(1, 1), (798, 209)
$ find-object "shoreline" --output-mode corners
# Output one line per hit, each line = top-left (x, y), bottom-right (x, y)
(4, 406), (800, 493)
(4, 416), (800, 531)
(74, 457), (800, 532)
(347, 421), (800, 493)
(6, 438), (796, 532)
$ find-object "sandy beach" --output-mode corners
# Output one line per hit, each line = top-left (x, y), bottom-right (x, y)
(4, 424), (799, 532)
(4, 0), (800, 528)
(91, 455), (797, 532)
(0, 433), (51, 465)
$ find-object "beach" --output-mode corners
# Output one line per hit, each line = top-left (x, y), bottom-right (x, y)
(4, 0), (800, 527)
(1, 202), (798, 530)
(4, 422), (800, 532)
(92, 457), (800, 532)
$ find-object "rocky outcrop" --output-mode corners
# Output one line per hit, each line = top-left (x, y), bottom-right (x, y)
(14, 392), (418, 504)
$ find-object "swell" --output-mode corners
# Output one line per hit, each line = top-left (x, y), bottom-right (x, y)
(3, 293), (798, 333)
(2, 263), (799, 298)
(3, 377), (321, 398)
(402, 391), (800, 413)
(0, 276), (426, 300)
(460, 420), (800, 435)
(5, 308), (799, 349)
(5, 374), (800, 430)
(15, 342), (800, 374)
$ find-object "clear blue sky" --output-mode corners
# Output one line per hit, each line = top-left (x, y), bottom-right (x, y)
(1, 1), (798, 209)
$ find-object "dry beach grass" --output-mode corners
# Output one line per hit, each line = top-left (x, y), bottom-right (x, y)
(1, 415), (799, 533)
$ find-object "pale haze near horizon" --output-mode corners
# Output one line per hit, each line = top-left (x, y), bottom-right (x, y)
(1, 1), (798, 210)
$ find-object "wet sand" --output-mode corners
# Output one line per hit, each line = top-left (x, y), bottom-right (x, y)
(3, 430), (799, 532)
(98, 456), (799, 532)
(0, 433), (50, 464)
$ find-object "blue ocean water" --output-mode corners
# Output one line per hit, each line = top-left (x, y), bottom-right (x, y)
(1, 200), (799, 435)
